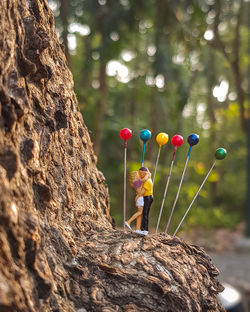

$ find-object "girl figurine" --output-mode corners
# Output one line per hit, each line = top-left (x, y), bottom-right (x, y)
(125, 170), (151, 231)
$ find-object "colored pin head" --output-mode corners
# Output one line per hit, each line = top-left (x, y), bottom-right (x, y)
(120, 128), (132, 141)
(215, 148), (227, 160)
(171, 135), (184, 147)
(156, 132), (169, 147)
(140, 129), (151, 142)
(187, 133), (199, 146)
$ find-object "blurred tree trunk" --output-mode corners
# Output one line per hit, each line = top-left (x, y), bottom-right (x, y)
(80, 36), (93, 111)
(213, 0), (246, 131)
(81, 36), (93, 90)
(59, 0), (70, 65)
(207, 47), (218, 205)
(129, 85), (138, 162)
(231, 1), (246, 133)
(246, 0), (250, 238)
(93, 45), (107, 156)
(130, 89), (136, 134)
(213, 0), (249, 236)
(148, 87), (158, 162)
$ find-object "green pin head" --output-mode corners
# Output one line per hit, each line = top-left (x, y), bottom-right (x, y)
(215, 148), (227, 160)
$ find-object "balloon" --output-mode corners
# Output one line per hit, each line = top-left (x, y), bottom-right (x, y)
(171, 135), (184, 147)
(215, 148), (227, 160)
(140, 129), (151, 142)
(156, 132), (169, 147)
(187, 133), (199, 146)
(120, 128), (132, 141)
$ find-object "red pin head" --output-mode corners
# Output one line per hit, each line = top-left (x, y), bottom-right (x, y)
(120, 128), (132, 141)
(171, 135), (184, 147)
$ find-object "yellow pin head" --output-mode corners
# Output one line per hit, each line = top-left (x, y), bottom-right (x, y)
(156, 132), (169, 147)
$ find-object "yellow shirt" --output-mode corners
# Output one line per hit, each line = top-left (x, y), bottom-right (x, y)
(143, 179), (153, 196)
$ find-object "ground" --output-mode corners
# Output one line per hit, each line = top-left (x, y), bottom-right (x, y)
(178, 224), (250, 311)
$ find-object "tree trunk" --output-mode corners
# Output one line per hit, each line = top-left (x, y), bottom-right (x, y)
(213, 0), (250, 236)
(59, 0), (70, 65)
(213, 0), (246, 133)
(246, 0), (250, 238)
(148, 87), (158, 163)
(81, 36), (93, 91)
(207, 47), (218, 205)
(231, 60), (246, 132)
(93, 49), (107, 156)
(0, 1), (225, 311)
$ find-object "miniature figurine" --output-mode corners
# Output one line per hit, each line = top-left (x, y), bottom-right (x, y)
(139, 167), (153, 235)
(125, 170), (151, 231)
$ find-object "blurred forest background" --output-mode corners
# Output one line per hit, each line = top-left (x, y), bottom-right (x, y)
(48, 0), (250, 235)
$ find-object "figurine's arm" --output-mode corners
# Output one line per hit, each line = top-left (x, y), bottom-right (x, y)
(140, 172), (151, 182)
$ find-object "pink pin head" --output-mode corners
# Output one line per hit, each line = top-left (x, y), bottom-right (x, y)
(171, 135), (184, 147)
(120, 128), (132, 141)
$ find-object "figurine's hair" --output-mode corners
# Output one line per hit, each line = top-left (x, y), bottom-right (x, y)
(139, 167), (149, 172)
(129, 171), (140, 186)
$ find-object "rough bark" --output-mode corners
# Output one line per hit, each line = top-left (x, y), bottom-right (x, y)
(0, 0), (224, 311)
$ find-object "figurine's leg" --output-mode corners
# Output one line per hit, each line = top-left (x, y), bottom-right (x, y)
(127, 207), (143, 225)
(136, 207), (143, 230)
(141, 202), (146, 231)
(141, 196), (153, 231)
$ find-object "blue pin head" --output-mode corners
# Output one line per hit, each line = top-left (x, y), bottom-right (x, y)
(140, 129), (151, 142)
(187, 133), (199, 146)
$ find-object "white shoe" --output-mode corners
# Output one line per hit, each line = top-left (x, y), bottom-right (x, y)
(135, 230), (148, 235)
(125, 222), (132, 230)
(135, 230), (144, 234)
